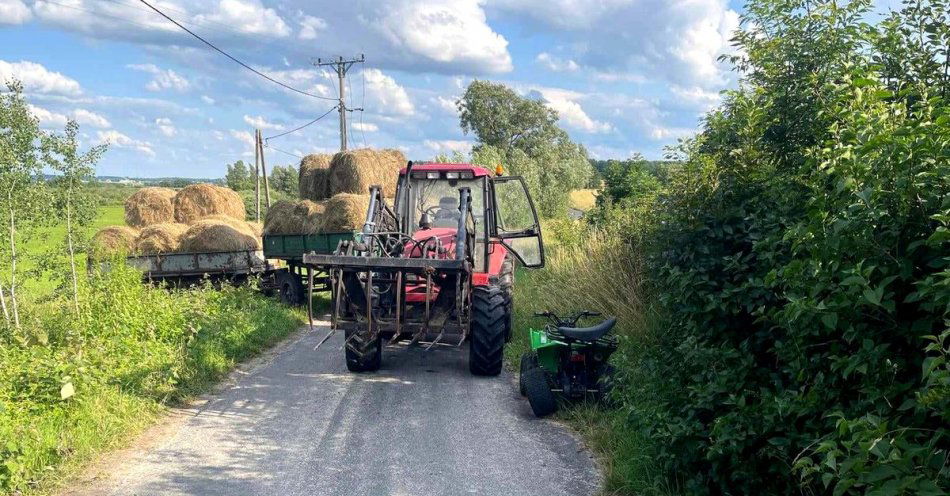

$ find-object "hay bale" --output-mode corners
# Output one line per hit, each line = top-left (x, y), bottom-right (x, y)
(328, 149), (405, 198)
(196, 214), (253, 233)
(298, 154), (332, 201)
(173, 183), (246, 224)
(135, 223), (188, 255)
(322, 193), (369, 231)
(178, 219), (260, 253)
(262, 200), (326, 235)
(124, 187), (176, 228)
(246, 221), (263, 238)
(90, 226), (138, 259)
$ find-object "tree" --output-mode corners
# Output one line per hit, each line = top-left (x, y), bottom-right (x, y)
(225, 160), (253, 191)
(457, 81), (592, 217)
(269, 165), (298, 196)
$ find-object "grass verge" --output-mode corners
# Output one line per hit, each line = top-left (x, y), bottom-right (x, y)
(505, 230), (676, 495)
(0, 264), (304, 495)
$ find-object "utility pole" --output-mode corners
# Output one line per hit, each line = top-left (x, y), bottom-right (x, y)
(314, 55), (364, 152)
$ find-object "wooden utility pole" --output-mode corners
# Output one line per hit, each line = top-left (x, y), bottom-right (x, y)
(254, 129), (261, 220)
(314, 55), (364, 152)
(257, 129), (271, 207)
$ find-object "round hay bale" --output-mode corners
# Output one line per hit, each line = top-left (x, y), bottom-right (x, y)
(178, 220), (260, 253)
(90, 226), (138, 259)
(262, 200), (326, 235)
(299, 154), (332, 201)
(174, 183), (246, 224)
(328, 148), (406, 198)
(322, 193), (369, 231)
(196, 214), (253, 233)
(135, 223), (188, 255)
(124, 187), (176, 228)
(262, 200), (300, 235)
(246, 221), (263, 238)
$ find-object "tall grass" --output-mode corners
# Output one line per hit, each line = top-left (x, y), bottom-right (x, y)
(0, 264), (303, 494)
(508, 221), (674, 495)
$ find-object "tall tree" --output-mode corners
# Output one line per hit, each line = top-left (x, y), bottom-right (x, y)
(268, 165), (298, 196)
(225, 160), (253, 191)
(457, 81), (592, 217)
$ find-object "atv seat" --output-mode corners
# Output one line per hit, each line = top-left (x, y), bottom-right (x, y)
(557, 317), (617, 342)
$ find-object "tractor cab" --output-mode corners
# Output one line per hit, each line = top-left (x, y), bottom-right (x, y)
(394, 162), (544, 271)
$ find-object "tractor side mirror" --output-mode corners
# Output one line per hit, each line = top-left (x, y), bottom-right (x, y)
(490, 176), (544, 268)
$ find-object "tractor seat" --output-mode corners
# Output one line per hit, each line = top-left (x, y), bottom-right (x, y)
(557, 317), (617, 342)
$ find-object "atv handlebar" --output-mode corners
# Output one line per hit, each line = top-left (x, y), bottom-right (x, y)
(534, 310), (602, 327)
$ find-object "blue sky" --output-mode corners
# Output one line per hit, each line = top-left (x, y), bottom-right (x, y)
(0, 0), (898, 178)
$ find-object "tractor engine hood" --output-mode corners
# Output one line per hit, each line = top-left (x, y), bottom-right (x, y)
(404, 227), (458, 259)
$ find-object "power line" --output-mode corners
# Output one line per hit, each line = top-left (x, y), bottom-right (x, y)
(263, 143), (304, 159)
(137, 0), (337, 101)
(263, 104), (339, 141)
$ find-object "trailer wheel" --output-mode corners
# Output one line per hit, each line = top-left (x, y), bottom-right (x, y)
(524, 368), (557, 417)
(276, 269), (305, 306)
(345, 329), (381, 372)
(469, 286), (507, 376)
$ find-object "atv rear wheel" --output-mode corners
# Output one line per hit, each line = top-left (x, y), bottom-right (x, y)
(524, 368), (557, 417)
(344, 329), (382, 372)
(519, 352), (539, 396)
(469, 286), (507, 376)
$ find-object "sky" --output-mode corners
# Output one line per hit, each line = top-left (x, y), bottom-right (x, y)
(0, 0), (901, 178)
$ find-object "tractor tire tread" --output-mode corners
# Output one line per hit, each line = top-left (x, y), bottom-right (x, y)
(469, 286), (507, 376)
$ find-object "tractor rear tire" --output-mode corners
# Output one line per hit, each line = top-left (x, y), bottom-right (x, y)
(519, 352), (539, 396)
(344, 329), (382, 372)
(276, 269), (305, 306)
(469, 286), (507, 376)
(524, 368), (557, 417)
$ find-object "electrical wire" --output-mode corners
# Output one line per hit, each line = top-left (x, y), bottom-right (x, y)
(137, 0), (337, 101)
(359, 66), (369, 149)
(263, 105), (338, 141)
(264, 144), (304, 159)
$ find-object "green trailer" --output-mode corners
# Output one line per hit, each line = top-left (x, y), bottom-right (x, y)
(262, 231), (358, 305)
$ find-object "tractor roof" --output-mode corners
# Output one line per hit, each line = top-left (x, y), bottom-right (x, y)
(400, 162), (494, 178)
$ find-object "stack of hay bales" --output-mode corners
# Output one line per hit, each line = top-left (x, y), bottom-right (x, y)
(265, 148), (403, 235)
(91, 183), (261, 258)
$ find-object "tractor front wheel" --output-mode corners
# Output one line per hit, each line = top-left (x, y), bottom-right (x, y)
(344, 329), (381, 372)
(469, 286), (507, 376)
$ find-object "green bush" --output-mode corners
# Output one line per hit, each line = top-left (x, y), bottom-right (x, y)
(0, 264), (301, 493)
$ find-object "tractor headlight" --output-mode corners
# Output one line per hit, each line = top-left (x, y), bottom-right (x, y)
(426, 171), (440, 179)
(445, 171), (460, 179)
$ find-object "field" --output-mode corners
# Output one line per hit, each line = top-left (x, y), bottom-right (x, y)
(568, 189), (598, 211)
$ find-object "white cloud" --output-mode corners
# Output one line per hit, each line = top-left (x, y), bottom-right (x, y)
(127, 64), (191, 92)
(489, 0), (740, 87)
(362, 69), (415, 116)
(0, 60), (81, 95)
(373, 0), (512, 73)
(433, 95), (458, 115)
(201, 95), (216, 105)
(0, 0), (30, 24)
(298, 14), (327, 40)
(536, 52), (579, 72)
(670, 85), (722, 112)
(96, 130), (155, 157)
(529, 88), (612, 134)
(229, 129), (256, 157)
(195, 0), (291, 37)
(649, 125), (695, 141)
(424, 139), (472, 154)
(155, 117), (176, 137)
(71, 108), (111, 128)
(28, 104), (68, 127)
(243, 114), (284, 130)
(352, 122), (378, 132)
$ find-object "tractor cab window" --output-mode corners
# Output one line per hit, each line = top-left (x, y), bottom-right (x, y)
(398, 173), (488, 270)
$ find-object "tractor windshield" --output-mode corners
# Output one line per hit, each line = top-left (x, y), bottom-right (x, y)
(400, 175), (488, 269)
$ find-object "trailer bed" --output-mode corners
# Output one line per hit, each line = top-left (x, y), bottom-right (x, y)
(124, 250), (272, 279)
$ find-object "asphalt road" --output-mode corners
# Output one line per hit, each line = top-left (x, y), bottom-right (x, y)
(75, 323), (601, 496)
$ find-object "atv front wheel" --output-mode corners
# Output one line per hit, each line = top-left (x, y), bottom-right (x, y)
(524, 368), (557, 417)
(344, 329), (382, 372)
(469, 286), (507, 376)
(519, 352), (539, 396)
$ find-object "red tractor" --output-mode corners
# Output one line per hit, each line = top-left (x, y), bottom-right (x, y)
(303, 161), (545, 375)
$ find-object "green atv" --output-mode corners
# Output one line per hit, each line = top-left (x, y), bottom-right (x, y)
(519, 310), (618, 417)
